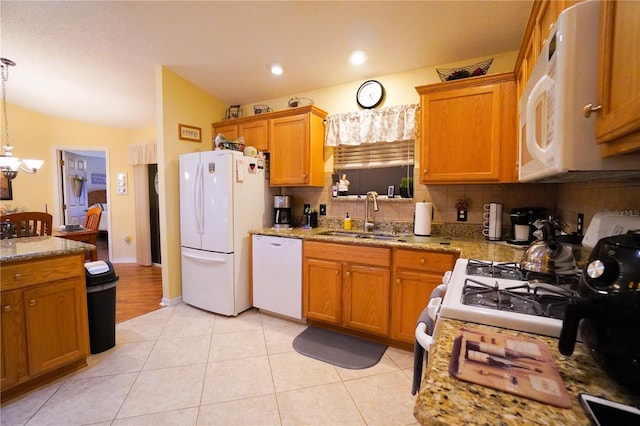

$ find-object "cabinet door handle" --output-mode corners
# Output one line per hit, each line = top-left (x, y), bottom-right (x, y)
(13, 273), (22, 281)
(28, 299), (36, 307)
(420, 258), (425, 265)
(3, 305), (11, 312)
(583, 104), (602, 118)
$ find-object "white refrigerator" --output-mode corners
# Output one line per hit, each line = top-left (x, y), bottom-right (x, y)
(179, 150), (269, 315)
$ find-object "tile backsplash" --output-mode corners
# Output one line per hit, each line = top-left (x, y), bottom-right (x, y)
(555, 179), (640, 231)
(278, 173), (640, 238)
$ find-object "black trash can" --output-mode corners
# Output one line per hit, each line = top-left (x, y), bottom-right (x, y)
(84, 260), (119, 354)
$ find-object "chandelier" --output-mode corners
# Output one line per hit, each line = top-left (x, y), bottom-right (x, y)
(1, 57), (43, 180)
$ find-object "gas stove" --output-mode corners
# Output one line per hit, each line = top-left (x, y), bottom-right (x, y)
(438, 258), (580, 337)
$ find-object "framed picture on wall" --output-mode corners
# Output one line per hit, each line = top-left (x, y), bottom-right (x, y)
(0, 175), (13, 200)
(178, 124), (202, 142)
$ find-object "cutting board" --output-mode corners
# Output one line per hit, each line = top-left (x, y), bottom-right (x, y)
(449, 327), (571, 408)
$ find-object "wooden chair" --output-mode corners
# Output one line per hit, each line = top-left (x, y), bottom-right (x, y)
(0, 212), (53, 239)
(84, 206), (103, 231)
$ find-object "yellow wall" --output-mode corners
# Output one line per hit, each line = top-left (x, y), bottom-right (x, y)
(156, 66), (227, 303)
(0, 103), (151, 261)
(235, 51), (518, 120)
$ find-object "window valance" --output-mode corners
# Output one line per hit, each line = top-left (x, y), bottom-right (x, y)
(324, 104), (419, 146)
(128, 141), (157, 165)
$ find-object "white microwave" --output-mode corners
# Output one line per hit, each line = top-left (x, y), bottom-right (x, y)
(518, 0), (640, 183)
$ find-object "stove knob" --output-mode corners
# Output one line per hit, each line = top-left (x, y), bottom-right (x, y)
(586, 258), (619, 287)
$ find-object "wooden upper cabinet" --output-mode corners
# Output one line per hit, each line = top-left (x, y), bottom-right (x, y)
(595, 0), (640, 156)
(416, 72), (517, 184)
(269, 107), (326, 187)
(212, 120), (268, 151)
(212, 123), (238, 142)
(213, 106), (327, 187)
(239, 119), (269, 152)
(515, 1), (582, 101)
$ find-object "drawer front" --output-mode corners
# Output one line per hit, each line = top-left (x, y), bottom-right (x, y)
(304, 241), (390, 267)
(394, 249), (456, 273)
(1, 255), (84, 290)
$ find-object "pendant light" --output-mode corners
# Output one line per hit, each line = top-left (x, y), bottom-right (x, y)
(1, 57), (43, 180)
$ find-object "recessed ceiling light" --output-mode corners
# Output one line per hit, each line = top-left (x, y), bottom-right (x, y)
(350, 50), (367, 65)
(271, 63), (283, 75)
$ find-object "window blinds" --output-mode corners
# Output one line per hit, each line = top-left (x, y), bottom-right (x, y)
(334, 139), (414, 170)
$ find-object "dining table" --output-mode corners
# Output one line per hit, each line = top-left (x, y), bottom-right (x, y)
(54, 228), (99, 261)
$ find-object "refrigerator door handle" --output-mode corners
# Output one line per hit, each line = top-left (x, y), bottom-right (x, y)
(195, 162), (204, 234)
(182, 251), (227, 264)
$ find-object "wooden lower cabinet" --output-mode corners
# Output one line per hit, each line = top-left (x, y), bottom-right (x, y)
(1, 253), (89, 400)
(303, 241), (391, 337)
(343, 264), (390, 336)
(303, 240), (457, 347)
(305, 258), (343, 325)
(1, 290), (24, 390)
(391, 249), (458, 344)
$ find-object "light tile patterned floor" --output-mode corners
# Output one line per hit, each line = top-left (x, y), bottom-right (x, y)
(1, 304), (419, 426)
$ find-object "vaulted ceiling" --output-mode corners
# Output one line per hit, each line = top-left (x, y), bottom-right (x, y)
(2, 1), (532, 129)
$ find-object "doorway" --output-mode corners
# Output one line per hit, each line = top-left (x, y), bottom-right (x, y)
(148, 164), (161, 264)
(58, 149), (110, 260)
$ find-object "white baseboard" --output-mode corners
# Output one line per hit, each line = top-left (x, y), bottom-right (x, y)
(109, 258), (137, 263)
(161, 296), (182, 307)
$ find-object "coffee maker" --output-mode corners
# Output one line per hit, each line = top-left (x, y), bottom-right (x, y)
(273, 195), (292, 229)
(507, 207), (547, 245)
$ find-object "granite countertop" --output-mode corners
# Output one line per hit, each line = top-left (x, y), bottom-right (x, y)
(0, 236), (94, 263)
(414, 318), (640, 425)
(251, 226), (530, 263)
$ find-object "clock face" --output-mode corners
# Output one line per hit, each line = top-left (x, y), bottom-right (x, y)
(356, 80), (384, 109)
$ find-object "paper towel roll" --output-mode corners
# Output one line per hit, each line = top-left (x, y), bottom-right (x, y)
(414, 202), (432, 236)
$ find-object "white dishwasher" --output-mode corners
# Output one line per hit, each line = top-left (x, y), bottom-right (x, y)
(252, 235), (302, 320)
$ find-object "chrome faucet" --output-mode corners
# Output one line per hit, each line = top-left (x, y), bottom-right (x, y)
(363, 191), (379, 232)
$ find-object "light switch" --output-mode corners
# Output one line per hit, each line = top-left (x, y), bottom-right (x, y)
(117, 172), (128, 195)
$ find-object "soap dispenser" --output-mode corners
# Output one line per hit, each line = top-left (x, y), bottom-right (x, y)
(343, 212), (352, 230)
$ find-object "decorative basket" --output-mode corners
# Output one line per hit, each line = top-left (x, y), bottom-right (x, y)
(436, 58), (493, 82)
(287, 97), (314, 108)
(253, 104), (272, 114)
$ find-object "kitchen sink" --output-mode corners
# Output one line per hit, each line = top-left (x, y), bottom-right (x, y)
(318, 230), (400, 241)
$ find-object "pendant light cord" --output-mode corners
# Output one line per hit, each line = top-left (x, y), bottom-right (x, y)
(1, 58), (16, 154)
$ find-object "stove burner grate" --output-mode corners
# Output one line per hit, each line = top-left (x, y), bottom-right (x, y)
(461, 278), (575, 320)
(466, 259), (525, 281)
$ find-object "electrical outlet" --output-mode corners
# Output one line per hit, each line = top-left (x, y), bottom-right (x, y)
(577, 213), (584, 235)
(319, 204), (327, 216)
(457, 209), (467, 222)
(303, 204), (311, 215)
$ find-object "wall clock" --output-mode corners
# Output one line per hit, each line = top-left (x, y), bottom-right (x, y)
(356, 80), (384, 109)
